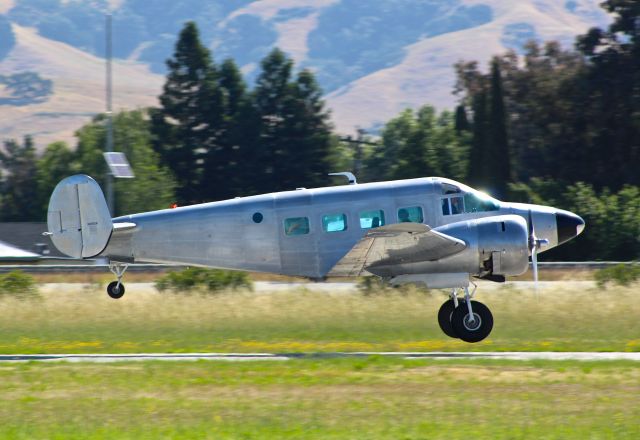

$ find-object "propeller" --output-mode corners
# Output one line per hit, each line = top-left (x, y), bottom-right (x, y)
(527, 210), (549, 292)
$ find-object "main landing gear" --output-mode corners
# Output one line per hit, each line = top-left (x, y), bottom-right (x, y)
(107, 262), (129, 299)
(437, 284), (493, 343)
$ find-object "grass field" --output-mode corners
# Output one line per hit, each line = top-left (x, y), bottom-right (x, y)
(0, 282), (638, 354)
(1, 282), (638, 439)
(0, 358), (638, 439)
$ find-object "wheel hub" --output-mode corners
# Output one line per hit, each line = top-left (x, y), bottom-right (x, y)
(463, 313), (482, 331)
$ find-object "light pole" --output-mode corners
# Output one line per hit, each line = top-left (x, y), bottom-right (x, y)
(105, 13), (114, 215)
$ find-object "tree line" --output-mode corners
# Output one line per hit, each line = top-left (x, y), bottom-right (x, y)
(0, 1), (638, 260)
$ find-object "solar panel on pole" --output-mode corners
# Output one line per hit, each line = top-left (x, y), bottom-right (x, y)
(103, 152), (135, 178)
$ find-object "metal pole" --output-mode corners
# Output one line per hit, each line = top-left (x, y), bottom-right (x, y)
(105, 13), (114, 215)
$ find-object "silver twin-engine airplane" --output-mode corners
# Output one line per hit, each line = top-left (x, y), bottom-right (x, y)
(46, 174), (584, 342)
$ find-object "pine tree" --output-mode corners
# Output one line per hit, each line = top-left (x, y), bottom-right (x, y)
(0, 136), (42, 221)
(486, 58), (512, 198)
(467, 90), (488, 189)
(153, 21), (222, 204)
(252, 48), (294, 191)
(206, 58), (249, 200)
(454, 104), (470, 133)
(280, 69), (332, 189)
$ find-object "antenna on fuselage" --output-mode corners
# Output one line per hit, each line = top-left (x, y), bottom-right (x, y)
(329, 172), (357, 185)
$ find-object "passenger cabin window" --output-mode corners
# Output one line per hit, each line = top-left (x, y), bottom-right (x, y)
(322, 213), (347, 232)
(284, 217), (310, 236)
(398, 206), (423, 223)
(359, 210), (385, 229)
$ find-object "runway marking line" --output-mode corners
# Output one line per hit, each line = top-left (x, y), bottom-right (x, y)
(0, 352), (639, 362)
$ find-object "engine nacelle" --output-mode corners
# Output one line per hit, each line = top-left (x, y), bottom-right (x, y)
(435, 215), (529, 277)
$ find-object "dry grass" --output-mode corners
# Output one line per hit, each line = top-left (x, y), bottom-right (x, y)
(0, 280), (637, 353)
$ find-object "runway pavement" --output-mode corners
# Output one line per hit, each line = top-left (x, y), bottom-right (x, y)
(0, 352), (638, 362)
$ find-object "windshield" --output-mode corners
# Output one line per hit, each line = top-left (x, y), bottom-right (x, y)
(441, 191), (500, 216)
(463, 192), (500, 212)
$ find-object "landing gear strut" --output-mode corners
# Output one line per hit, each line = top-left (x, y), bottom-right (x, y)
(107, 262), (128, 299)
(437, 283), (493, 343)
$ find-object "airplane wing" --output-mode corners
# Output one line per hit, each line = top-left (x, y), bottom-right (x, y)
(328, 223), (466, 277)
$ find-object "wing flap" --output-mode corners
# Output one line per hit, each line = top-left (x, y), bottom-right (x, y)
(328, 223), (466, 277)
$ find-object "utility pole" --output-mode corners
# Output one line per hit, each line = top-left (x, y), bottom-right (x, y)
(339, 128), (378, 178)
(105, 13), (114, 215)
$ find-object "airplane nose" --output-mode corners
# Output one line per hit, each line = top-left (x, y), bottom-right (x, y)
(556, 210), (585, 245)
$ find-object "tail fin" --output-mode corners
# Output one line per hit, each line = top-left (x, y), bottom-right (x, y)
(46, 175), (113, 258)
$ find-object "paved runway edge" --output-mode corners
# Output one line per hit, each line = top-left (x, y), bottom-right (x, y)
(0, 352), (639, 362)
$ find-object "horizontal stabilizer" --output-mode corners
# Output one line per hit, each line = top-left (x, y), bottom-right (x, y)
(328, 223), (466, 277)
(46, 175), (113, 258)
(113, 222), (136, 231)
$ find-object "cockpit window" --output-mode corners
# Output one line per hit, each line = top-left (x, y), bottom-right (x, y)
(463, 193), (499, 212)
(441, 192), (500, 215)
(441, 198), (450, 216)
(450, 196), (464, 214)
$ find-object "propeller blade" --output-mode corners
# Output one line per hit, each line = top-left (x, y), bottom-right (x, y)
(528, 209), (539, 297)
(531, 246), (538, 283)
(531, 245), (539, 297)
(527, 209), (536, 251)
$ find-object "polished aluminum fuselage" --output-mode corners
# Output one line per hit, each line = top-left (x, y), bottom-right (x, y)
(102, 177), (562, 279)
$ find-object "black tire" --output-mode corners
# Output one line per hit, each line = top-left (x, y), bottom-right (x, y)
(437, 300), (459, 338)
(107, 281), (125, 299)
(450, 300), (493, 343)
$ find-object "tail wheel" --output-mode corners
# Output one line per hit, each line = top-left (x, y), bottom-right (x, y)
(437, 300), (460, 338)
(450, 300), (493, 343)
(107, 281), (125, 299)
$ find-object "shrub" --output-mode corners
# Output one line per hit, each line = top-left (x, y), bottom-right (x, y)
(155, 267), (253, 293)
(0, 270), (39, 299)
(594, 263), (640, 288)
(357, 277), (390, 296)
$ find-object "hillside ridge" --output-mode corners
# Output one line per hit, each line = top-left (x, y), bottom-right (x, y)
(0, 0), (610, 146)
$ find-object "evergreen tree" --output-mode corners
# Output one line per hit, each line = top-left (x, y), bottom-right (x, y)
(152, 21), (221, 204)
(575, 0), (640, 189)
(369, 106), (467, 183)
(394, 106), (435, 180)
(486, 58), (511, 198)
(244, 50), (334, 192)
(36, 141), (77, 214)
(467, 90), (488, 189)
(366, 109), (413, 181)
(454, 104), (470, 133)
(203, 58), (249, 200)
(0, 136), (42, 221)
(280, 69), (332, 189)
(252, 48), (294, 191)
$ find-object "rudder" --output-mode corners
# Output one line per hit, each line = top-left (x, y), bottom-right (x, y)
(47, 175), (113, 258)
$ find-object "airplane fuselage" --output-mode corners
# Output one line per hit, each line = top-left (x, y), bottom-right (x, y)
(102, 177), (583, 280)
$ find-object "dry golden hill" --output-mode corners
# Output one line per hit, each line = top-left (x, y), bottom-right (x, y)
(0, 24), (163, 149)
